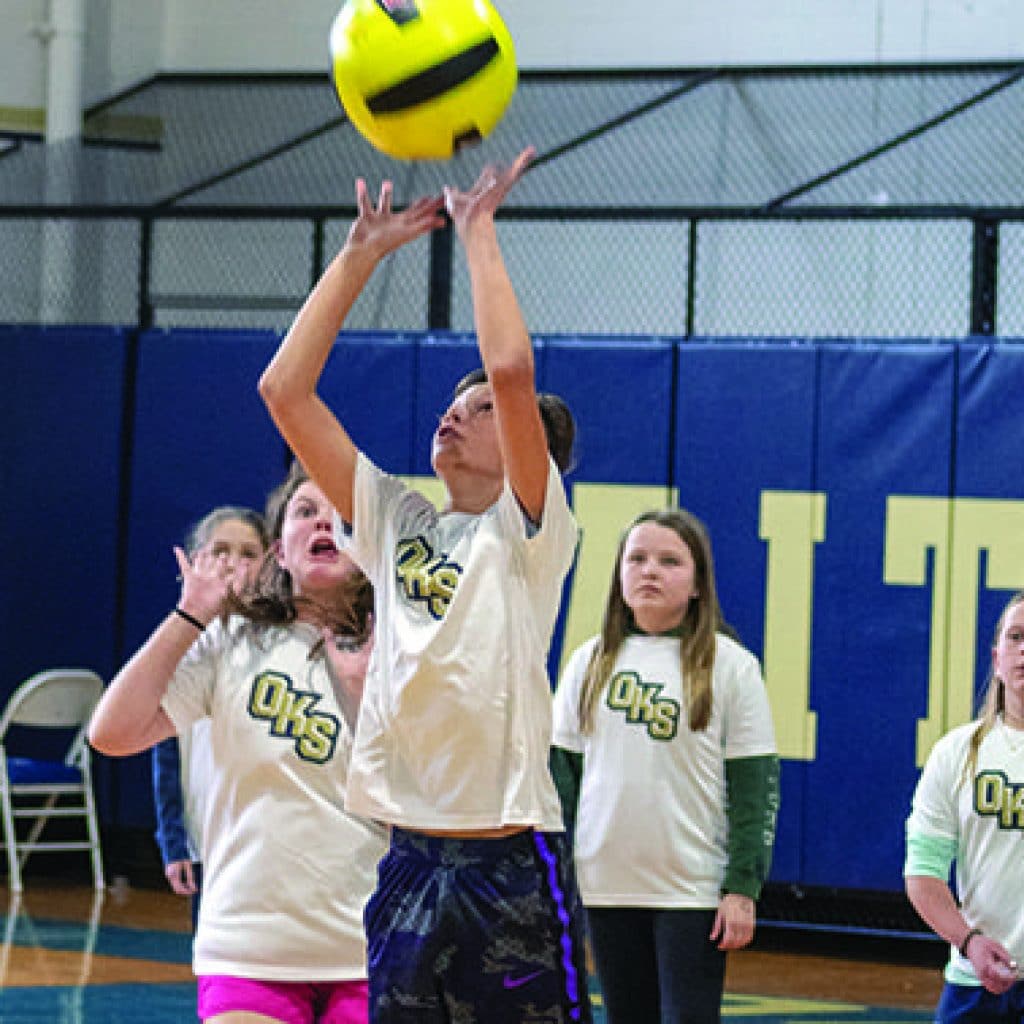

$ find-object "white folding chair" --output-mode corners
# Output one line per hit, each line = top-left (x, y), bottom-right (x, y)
(0, 669), (106, 892)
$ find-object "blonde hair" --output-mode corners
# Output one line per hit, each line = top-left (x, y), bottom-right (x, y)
(577, 508), (723, 734)
(959, 590), (1024, 788)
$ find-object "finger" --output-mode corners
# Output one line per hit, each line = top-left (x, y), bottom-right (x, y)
(409, 194), (445, 218)
(355, 177), (371, 216)
(443, 186), (456, 217)
(478, 162), (499, 189)
(724, 920), (747, 950)
(173, 546), (191, 577)
(510, 146), (535, 180)
(406, 198), (446, 234)
(166, 865), (187, 895)
(378, 180), (393, 215)
(192, 549), (215, 574)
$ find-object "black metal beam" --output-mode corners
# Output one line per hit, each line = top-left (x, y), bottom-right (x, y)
(428, 221), (453, 330)
(970, 217), (999, 336)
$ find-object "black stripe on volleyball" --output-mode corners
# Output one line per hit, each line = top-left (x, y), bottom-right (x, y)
(366, 38), (500, 114)
(373, 0), (420, 27)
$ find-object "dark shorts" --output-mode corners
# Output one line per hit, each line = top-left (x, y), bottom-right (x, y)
(364, 827), (593, 1024)
(936, 979), (1024, 1022)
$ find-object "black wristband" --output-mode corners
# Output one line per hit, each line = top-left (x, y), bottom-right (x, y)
(959, 927), (983, 957)
(174, 607), (206, 632)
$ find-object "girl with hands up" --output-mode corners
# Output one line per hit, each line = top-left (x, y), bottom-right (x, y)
(152, 507), (268, 922)
(90, 464), (385, 1024)
(261, 149), (592, 1024)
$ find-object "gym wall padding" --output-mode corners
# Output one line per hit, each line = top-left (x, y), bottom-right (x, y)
(0, 326), (127, 689)
(808, 344), (956, 890)
(674, 341), (819, 889)
(7, 325), (1024, 894)
(954, 342), (1024, 756)
(320, 331), (420, 476)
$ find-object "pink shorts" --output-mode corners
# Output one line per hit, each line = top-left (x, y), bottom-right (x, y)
(197, 975), (368, 1024)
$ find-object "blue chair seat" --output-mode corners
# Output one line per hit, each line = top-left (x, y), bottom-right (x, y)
(6, 758), (82, 785)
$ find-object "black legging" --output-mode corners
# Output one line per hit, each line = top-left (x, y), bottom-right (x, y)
(587, 907), (726, 1024)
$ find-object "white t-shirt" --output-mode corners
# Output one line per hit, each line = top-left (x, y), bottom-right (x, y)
(178, 718), (212, 862)
(552, 632), (777, 908)
(906, 718), (1024, 982)
(344, 452), (578, 831)
(161, 616), (388, 981)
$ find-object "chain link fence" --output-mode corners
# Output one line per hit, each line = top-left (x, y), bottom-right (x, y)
(2, 67), (1023, 337)
(1, 207), (1016, 338)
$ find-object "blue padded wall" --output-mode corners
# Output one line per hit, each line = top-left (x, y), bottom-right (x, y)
(9, 324), (1024, 899)
(957, 343), (1024, 705)
(807, 344), (955, 890)
(320, 331), (420, 477)
(0, 326), (128, 691)
(674, 341), (819, 890)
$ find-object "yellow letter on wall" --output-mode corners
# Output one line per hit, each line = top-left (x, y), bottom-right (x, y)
(759, 491), (825, 761)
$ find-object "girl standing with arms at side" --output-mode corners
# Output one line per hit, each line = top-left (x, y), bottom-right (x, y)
(259, 148), (593, 1024)
(152, 505), (268, 931)
(90, 463), (384, 1024)
(905, 591), (1024, 1022)
(552, 508), (780, 1024)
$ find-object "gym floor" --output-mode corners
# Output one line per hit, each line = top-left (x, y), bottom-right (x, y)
(0, 879), (945, 1023)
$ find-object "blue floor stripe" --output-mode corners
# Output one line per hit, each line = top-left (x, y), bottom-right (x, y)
(0, 913), (191, 964)
(0, 982), (197, 1023)
(0, 981), (937, 1023)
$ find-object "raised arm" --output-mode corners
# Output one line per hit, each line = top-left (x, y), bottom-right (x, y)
(88, 547), (228, 756)
(444, 148), (550, 522)
(260, 181), (444, 523)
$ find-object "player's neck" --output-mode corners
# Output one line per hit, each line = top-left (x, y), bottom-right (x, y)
(441, 475), (502, 515)
(1002, 705), (1024, 731)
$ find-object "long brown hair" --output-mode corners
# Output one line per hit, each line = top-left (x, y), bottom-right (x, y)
(959, 591), (1024, 788)
(227, 461), (372, 642)
(578, 508), (723, 734)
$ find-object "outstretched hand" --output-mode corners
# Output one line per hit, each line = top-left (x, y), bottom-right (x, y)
(173, 545), (234, 626)
(346, 179), (446, 259)
(444, 146), (535, 241)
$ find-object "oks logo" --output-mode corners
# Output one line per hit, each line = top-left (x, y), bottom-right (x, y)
(248, 671), (340, 763)
(606, 671), (680, 740)
(975, 771), (1024, 829)
(395, 536), (462, 620)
